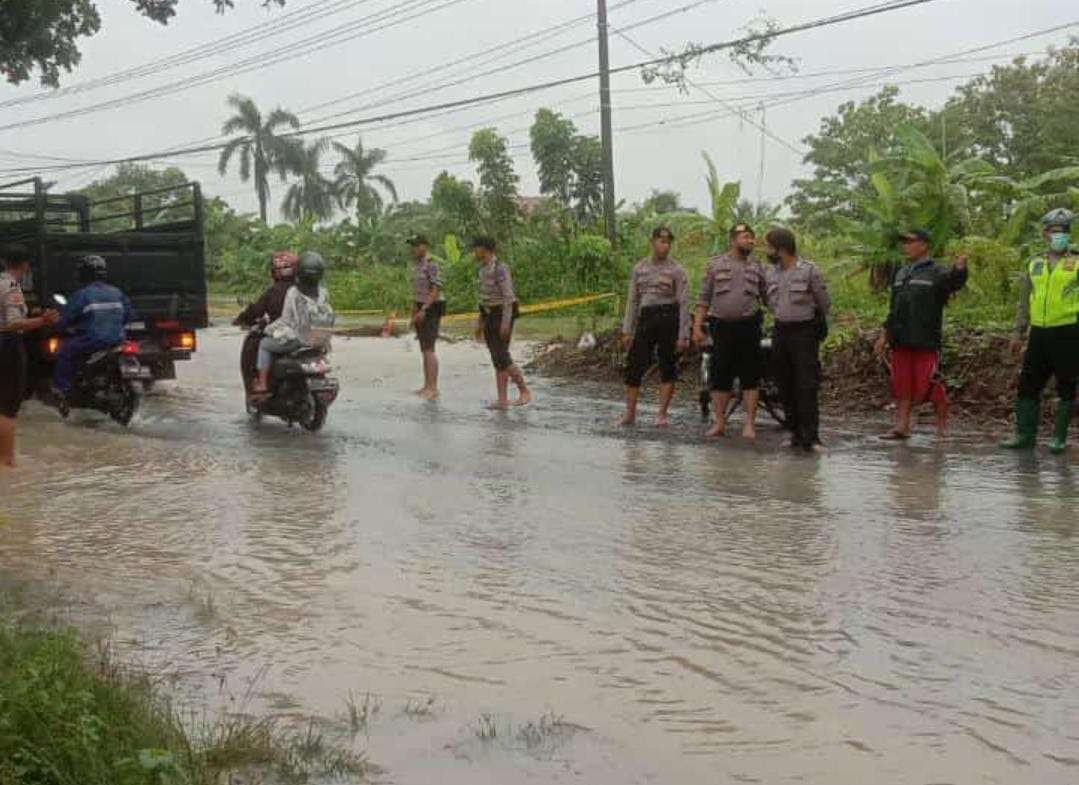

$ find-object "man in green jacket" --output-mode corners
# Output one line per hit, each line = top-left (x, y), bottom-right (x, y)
(1001, 208), (1079, 453)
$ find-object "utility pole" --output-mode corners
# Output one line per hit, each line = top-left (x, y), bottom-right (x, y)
(597, 0), (617, 244)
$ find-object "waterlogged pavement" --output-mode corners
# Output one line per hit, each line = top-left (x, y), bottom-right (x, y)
(1, 328), (1077, 784)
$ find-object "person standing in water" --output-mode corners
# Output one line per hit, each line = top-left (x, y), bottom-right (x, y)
(408, 234), (445, 400)
(615, 226), (690, 428)
(693, 223), (769, 440)
(473, 236), (531, 409)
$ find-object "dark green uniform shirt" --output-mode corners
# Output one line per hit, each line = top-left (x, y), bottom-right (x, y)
(884, 258), (968, 351)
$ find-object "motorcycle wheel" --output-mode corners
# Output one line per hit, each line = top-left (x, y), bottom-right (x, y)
(110, 381), (140, 426)
(299, 395), (328, 432)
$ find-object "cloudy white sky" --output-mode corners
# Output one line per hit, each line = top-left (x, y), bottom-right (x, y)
(0, 0), (1075, 221)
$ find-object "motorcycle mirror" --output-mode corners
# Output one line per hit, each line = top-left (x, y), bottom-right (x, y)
(52, 293), (68, 306)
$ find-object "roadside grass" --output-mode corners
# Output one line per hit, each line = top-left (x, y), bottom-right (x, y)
(0, 621), (370, 785)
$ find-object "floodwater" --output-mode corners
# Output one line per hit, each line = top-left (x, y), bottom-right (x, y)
(1, 327), (1077, 785)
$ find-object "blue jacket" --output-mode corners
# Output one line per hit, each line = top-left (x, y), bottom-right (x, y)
(58, 282), (133, 346)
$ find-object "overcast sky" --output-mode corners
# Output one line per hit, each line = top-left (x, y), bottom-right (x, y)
(0, 0), (1075, 221)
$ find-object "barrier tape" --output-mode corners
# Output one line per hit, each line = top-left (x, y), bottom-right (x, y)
(440, 292), (617, 324)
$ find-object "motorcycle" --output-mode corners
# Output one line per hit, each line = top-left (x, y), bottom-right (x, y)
(40, 295), (148, 426)
(244, 324), (339, 432)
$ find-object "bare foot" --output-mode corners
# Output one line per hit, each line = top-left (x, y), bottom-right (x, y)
(614, 413), (636, 428)
(705, 421), (726, 438)
(654, 413), (671, 428)
(513, 389), (532, 407)
(741, 424), (757, 441)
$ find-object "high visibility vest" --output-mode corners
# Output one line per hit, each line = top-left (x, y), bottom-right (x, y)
(1028, 255), (1079, 328)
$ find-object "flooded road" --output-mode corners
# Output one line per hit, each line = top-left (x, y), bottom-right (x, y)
(1, 327), (1077, 784)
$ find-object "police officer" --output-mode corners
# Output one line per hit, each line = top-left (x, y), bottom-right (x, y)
(615, 225), (690, 428)
(408, 234), (445, 401)
(765, 227), (831, 453)
(0, 245), (59, 467)
(473, 236), (531, 409)
(1001, 208), (1079, 453)
(693, 223), (769, 440)
(52, 255), (133, 403)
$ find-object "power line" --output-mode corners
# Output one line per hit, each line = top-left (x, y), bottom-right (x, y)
(0, 1), (1038, 177)
(0, 0), (477, 134)
(0, 0), (367, 110)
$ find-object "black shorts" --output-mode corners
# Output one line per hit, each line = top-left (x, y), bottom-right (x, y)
(624, 303), (680, 387)
(481, 303), (519, 371)
(414, 300), (445, 352)
(709, 315), (763, 392)
(0, 336), (27, 418)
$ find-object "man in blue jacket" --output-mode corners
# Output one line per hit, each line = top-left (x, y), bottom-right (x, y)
(53, 256), (132, 398)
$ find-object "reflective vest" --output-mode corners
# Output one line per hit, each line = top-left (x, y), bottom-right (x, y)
(1028, 255), (1079, 328)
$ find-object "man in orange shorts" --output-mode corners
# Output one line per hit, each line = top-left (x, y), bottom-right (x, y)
(874, 229), (968, 439)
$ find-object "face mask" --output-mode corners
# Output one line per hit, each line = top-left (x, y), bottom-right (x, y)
(1050, 232), (1071, 253)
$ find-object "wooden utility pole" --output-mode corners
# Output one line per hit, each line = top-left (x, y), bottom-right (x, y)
(597, 0), (617, 243)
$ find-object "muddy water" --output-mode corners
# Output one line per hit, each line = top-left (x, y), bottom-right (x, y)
(1, 328), (1077, 784)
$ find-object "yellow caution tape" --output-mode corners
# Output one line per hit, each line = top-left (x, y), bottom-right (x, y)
(440, 292), (617, 324)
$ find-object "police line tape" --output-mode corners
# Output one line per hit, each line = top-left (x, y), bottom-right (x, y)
(336, 292), (617, 323)
(440, 292), (617, 324)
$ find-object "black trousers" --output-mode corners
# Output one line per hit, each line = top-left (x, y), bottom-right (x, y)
(624, 303), (680, 387)
(1019, 324), (1079, 402)
(481, 303), (519, 371)
(774, 321), (822, 446)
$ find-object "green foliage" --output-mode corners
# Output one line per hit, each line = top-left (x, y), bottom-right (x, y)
(332, 135), (397, 223)
(0, 0), (101, 87)
(217, 94), (300, 223)
(468, 128), (520, 240)
(76, 163), (191, 231)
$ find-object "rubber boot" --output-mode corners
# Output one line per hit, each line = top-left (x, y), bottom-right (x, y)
(1049, 399), (1073, 454)
(1000, 398), (1038, 449)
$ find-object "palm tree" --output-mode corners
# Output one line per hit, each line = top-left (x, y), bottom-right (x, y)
(332, 135), (397, 223)
(282, 139), (336, 222)
(217, 94), (301, 223)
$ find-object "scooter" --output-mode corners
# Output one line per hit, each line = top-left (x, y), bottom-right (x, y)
(40, 294), (148, 426)
(245, 324), (339, 432)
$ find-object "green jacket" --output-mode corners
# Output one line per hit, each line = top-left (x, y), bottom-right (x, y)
(884, 258), (968, 351)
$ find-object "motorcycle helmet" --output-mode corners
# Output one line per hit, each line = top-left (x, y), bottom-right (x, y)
(296, 251), (325, 288)
(270, 251), (298, 281)
(77, 255), (108, 284)
(1041, 208), (1074, 232)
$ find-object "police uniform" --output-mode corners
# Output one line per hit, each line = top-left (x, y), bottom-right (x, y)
(0, 271), (29, 418)
(1006, 250), (1079, 449)
(413, 254), (446, 352)
(478, 257), (519, 371)
(622, 256), (690, 387)
(768, 259), (831, 447)
(698, 253), (769, 391)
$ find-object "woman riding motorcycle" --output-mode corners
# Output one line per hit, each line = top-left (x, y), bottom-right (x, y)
(234, 251), (298, 393)
(251, 251), (335, 398)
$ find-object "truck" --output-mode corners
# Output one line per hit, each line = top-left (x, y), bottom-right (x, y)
(0, 176), (208, 389)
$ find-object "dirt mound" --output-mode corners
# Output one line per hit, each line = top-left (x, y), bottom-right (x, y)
(530, 328), (1026, 423)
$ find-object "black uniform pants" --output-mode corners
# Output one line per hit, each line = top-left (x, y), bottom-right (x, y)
(624, 303), (680, 387)
(774, 321), (822, 446)
(481, 303), (519, 371)
(1019, 324), (1079, 402)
